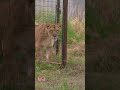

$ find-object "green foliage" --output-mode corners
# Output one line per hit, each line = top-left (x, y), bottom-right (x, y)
(56, 80), (69, 90)
(35, 62), (58, 73)
(35, 11), (62, 24)
(35, 12), (55, 24)
(59, 21), (83, 44)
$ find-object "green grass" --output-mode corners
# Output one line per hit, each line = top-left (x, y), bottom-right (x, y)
(35, 55), (85, 90)
(35, 44), (85, 90)
(35, 12), (62, 24)
(59, 21), (84, 45)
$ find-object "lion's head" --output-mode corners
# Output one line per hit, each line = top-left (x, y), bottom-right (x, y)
(46, 24), (61, 41)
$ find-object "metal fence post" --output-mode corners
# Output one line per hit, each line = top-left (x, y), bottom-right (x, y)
(56, 0), (61, 55)
(62, 0), (68, 67)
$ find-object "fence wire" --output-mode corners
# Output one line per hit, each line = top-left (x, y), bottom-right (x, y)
(35, 0), (63, 24)
(35, 0), (85, 24)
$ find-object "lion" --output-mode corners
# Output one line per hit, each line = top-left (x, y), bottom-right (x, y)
(35, 23), (61, 62)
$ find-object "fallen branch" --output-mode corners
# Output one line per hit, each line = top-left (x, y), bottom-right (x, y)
(47, 61), (61, 65)
(42, 61), (61, 65)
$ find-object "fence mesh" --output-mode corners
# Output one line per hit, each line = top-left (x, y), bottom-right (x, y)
(35, 0), (85, 24)
(35, 0), (63, 24)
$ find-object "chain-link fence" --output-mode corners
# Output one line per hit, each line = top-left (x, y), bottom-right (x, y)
(35, 0), (63, 24)
(35, 0), (85, 23)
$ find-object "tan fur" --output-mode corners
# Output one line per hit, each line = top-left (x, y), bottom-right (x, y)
(35, 23), (61, 62)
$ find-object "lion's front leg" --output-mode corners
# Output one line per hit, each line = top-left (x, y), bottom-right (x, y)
(45, 47), (55, 62)
(46, 50), (50, 62)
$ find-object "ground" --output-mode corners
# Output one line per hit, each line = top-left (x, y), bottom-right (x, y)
(35, 41), (85, 90)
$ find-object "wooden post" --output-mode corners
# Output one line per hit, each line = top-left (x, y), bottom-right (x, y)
(62, 0), (68, 67)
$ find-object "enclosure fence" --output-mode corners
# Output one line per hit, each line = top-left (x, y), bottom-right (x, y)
(35, 0), (63, 24)
(35, 0), (84, 23)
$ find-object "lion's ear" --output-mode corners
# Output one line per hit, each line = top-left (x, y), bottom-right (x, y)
(46, 24), (51, 29)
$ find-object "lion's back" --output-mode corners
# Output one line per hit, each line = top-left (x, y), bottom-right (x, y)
(35, 24), (48, 49)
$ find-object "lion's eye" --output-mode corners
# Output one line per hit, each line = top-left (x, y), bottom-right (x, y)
(47, 26), (50, 29)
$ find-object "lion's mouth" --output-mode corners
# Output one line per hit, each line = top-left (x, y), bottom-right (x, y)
(53, 37), (58, 41)
(52, 36), (58, 41)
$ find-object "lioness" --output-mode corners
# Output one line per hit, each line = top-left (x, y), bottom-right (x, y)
(35, 24), (61, 62)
